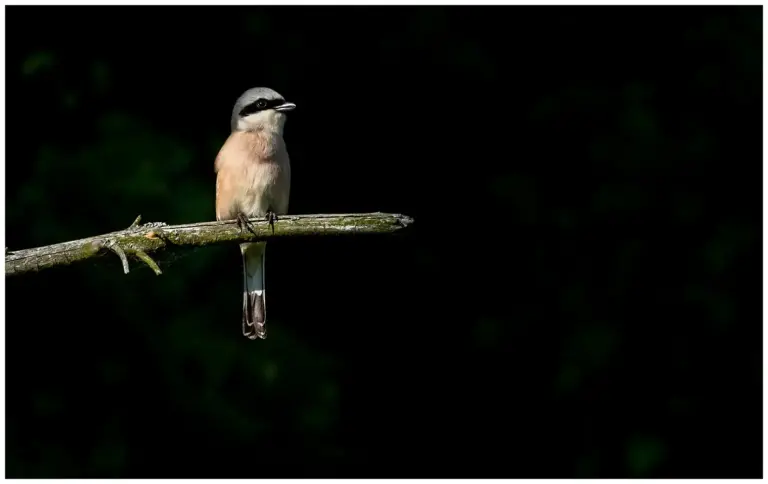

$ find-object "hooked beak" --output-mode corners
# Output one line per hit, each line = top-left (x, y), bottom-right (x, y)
(275, 102), (296, 112)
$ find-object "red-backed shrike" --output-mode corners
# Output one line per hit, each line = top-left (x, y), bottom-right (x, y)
(215, 87), (295, 340)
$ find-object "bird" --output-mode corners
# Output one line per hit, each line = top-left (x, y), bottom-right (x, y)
(214, 87), (295, 340)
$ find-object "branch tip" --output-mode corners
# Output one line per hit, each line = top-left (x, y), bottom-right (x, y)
(129, 215), (142, 229)
(134, 250), (162, 276)
(107, 242), (130, 274)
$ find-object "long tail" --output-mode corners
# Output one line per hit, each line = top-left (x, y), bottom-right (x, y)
(241, 241), (267, 340)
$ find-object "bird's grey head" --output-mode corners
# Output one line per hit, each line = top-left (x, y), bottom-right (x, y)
(231, 87), (296, 133)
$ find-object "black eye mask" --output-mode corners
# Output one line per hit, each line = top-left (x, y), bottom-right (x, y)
(239, 98), (285, 117)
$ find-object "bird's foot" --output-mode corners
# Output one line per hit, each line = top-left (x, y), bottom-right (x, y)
(236, 212), (257, 236)
(265, 210), (278, 235)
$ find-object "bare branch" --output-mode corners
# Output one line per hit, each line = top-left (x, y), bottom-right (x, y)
(5, 212), (415, 277)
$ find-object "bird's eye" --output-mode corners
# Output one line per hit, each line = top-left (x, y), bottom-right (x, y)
(256, 100), (267, 109)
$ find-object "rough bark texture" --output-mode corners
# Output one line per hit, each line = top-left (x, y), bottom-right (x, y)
(5, 212), (414, 277)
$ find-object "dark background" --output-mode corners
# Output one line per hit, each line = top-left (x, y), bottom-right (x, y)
(4, 5), (762, 478)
